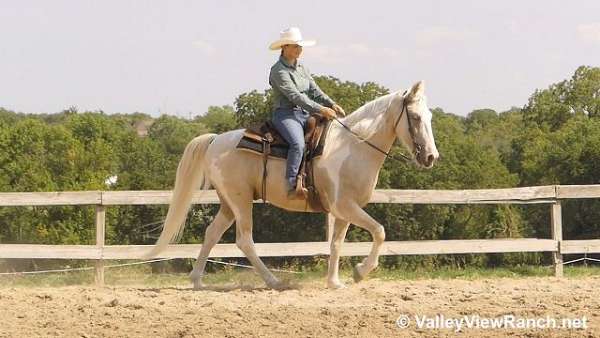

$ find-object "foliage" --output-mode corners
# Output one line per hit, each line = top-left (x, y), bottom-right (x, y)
(1, 66), (600, 271)
(522, 66), (600, 131)
(194, 105), (237, 133)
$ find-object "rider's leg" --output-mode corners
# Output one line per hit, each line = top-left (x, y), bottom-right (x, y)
(271, 109), (308, 191)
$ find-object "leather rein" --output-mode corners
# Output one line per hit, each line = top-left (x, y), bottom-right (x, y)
(333, 92), (424, 163)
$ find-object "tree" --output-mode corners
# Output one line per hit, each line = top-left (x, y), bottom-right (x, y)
(233, 75), (389, 128)
(522, 66), (600, 131)
(313, 76), (389, 114)
(147, 115), (208, 155)
(195, 105), (237, 133)
(465, 109), (498, 132)
(234, 90), (274, 127)
(4, 68), (600, 271)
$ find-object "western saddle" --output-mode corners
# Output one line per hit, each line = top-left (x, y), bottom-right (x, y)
(236, 114), (331, 212)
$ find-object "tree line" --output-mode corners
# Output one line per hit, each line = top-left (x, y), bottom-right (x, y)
(0, 65), (599, 270)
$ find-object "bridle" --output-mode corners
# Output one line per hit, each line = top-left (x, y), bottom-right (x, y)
(333, 91), (425, 163)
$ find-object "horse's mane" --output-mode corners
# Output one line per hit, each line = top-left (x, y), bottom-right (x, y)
(340, 91), (399, 140)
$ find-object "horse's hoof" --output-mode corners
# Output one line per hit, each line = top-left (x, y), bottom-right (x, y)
(266, 279), (286, 290)
(327, 281), (347, 289)
(266, 281), (281, 289)
(192, 279), (207, 291)
(353, 264), (365, 283)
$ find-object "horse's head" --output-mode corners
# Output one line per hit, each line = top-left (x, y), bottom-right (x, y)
(394, 81), (439, 168)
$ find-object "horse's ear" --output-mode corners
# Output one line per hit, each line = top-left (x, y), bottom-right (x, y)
(408, 81), (425, 98)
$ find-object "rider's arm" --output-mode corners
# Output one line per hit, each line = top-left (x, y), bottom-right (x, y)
(270, 68), (324, 114)
(304, 66), (335, 108)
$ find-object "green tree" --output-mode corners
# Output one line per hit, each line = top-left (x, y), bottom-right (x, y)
(522, 66), (600, 131)
(147, 115), (208, 155)
(5, 68), (600, 271)
(195, 105), (237, 133)
(234, 90), (274, 127)
(233, 75), (389, 127)
(313, 75), (389, 113)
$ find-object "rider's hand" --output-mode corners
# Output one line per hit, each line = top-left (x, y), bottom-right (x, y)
(332, 104), (346, 117)
(320, 106), (337, 120)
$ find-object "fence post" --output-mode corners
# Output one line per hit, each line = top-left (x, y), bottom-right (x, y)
(326, 213), (334, 243)
(95, 205), (106, 286)
(551, 202), (563, 277)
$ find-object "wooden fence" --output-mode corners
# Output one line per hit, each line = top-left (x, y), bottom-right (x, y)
(2, 185), (600, 285)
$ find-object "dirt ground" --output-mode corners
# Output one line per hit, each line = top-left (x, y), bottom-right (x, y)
(0, 276), (598, 338)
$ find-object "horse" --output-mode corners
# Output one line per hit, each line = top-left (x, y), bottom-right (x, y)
(146, 81), (439, 289)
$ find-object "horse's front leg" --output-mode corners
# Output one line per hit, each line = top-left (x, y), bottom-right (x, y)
(336, 203), (386, 282)
(327, 217), (350, 289)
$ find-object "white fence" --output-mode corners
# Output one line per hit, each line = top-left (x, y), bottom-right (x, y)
(2, 185), (600, 285)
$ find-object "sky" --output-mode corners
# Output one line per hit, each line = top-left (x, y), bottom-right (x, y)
(1, 0), (599, 118)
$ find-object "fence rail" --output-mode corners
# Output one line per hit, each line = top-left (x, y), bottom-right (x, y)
(2, 185), (600, 285)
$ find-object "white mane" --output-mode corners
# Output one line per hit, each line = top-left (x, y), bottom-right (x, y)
(340, 91), (400, 140)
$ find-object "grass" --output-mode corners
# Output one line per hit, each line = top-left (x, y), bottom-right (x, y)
(1, 260), (599, 288)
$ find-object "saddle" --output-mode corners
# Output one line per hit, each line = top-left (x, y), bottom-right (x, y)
(236, 114), (331, 212)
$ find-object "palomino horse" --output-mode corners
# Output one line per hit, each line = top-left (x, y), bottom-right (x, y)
(147, 81), (439, 289)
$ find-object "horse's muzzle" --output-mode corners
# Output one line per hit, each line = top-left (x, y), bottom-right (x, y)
(417, 152), (437, 168)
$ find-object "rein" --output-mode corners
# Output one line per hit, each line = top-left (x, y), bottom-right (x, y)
(333, 93), (421, 163)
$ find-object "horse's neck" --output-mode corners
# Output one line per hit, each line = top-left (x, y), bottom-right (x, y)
(352, 120), (395, 169)
(327, 109), (396, 179)
(365, 121), (396, 156)
(340, 95), (398, 167)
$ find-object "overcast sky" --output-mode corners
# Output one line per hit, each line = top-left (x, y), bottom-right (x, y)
(1, 1), (599, 118)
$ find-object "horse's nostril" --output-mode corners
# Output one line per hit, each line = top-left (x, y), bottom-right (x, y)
(427, 154), (435, 166)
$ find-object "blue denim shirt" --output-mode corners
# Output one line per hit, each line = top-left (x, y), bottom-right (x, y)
(269, 56), (335, 114)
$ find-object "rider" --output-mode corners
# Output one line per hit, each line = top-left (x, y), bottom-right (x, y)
(268, 27), (346, 199)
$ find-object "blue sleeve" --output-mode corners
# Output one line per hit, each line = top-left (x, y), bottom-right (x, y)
(270, 68), (323, 114)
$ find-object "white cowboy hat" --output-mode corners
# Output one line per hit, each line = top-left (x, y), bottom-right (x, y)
(269, 27), (316, 50)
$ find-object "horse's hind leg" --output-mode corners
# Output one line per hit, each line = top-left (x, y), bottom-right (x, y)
(189, 202), (235, 290)
(231, 196), (281, 289)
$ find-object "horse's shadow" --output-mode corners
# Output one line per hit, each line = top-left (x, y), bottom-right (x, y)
(135, 282), (301, 293)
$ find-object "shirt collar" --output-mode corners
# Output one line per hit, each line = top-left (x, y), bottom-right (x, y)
(279, 55), (298, 69)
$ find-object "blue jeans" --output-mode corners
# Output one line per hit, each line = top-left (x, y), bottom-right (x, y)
(271, 107), (309, 190)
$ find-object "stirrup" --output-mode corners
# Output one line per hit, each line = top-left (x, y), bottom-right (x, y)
(287, 175), (308, 200)
(287, 188), (307, 200)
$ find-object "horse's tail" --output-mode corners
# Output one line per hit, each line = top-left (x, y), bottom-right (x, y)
(144, 133), (217, 259)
